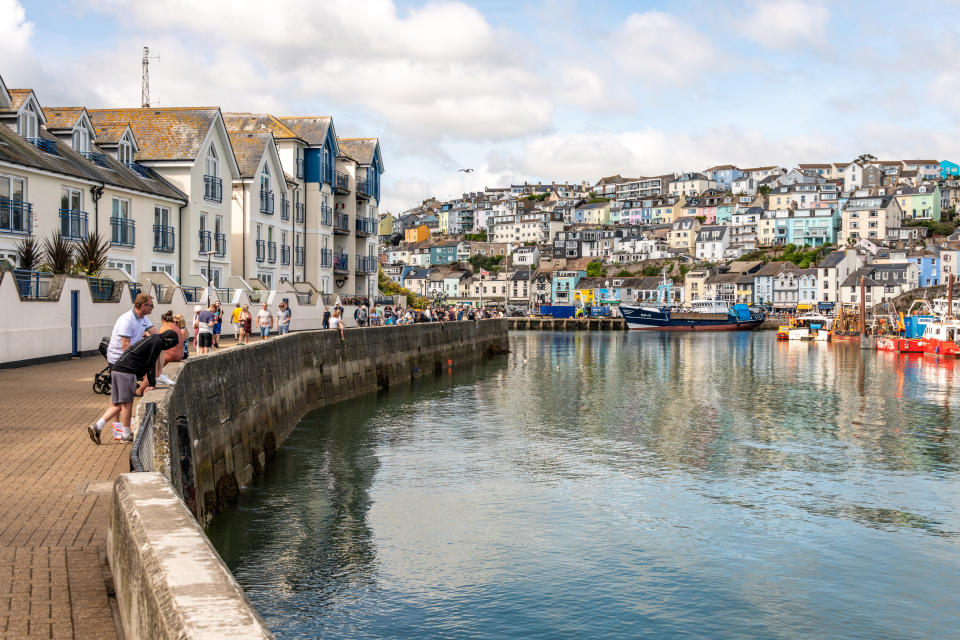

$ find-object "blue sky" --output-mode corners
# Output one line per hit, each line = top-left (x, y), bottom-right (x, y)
(3, 0), (960, 213)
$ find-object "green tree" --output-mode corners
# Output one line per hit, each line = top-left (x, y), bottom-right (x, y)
(586, 260), (605, 277)
(615, 269), (633, 277)
(464, 231), (487, 242)
(758, 185), (772, 196)
(642, 265), (662, 276)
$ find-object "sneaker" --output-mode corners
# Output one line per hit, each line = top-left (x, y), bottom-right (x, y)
(87, 426), (101, 445)
(156, 374), (175, 385)
(121, 434), (134, 443)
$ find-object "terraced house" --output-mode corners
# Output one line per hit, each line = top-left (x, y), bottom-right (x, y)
(0, 78), (189, 278)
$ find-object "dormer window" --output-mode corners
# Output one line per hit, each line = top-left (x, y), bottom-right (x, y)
(260, 164), (271, 193)
(18, 103), (38, 139)
(118, 138), (132, 164)
(72, 126), (90, 153)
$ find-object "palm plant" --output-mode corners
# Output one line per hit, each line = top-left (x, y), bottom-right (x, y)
(74, 232), (110, 277)
(13, 237), (41, 271)
(42, 231), (76, 274)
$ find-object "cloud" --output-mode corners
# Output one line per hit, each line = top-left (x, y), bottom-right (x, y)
(611, 11), (717, 82)
(739, 0), (830, 51)
(73, 0), (553, 141)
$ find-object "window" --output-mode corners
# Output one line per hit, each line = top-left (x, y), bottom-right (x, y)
(155, 206), (170, 227)
(201, 266), (222, 287)
(152, 263), (174, 275)
(61, 187), (82, 212)
(260, 164), (271, 193)
(112, 197), (130, 219)
(108, 259), (134, 275)
(72, 126), (90, 153)
(205, 145), (219, 178)
(18, 103), (38, 139)
(118, 136), (133, 164)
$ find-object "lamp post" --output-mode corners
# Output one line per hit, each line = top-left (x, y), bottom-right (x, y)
(201, 249), (215, 301)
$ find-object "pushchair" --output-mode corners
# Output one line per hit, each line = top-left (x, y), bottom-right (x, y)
(93, 337), (112, 394)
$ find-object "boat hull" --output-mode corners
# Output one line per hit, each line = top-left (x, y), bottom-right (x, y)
(621, 305), (765, 331)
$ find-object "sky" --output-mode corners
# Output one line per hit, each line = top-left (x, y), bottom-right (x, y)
(3, 0), (960, 214)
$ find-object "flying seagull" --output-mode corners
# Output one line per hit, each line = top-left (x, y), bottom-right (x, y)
(458, 168), (474, 173)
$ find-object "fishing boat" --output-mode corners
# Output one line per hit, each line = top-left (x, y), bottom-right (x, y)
(915, 319), (960, 356)
(831, 305), (861, 341)
(620, 271), (765, 331)
(897, 301), (935, 354)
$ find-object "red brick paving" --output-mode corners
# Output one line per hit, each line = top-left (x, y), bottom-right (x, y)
(0, 356), (127, 639)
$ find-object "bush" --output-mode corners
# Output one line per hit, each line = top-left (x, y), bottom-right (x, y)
(586, 260), (606, 277)
(615, 269), (633, 277)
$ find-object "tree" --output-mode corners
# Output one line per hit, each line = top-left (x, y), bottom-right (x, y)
(615, 269), (633, 277)
(586, 260), (605, 277)
(856, 153), (877, 163)
(74, 232), (110, 277)
(642, 265), (662, 276)
(758, 185), (772, 196)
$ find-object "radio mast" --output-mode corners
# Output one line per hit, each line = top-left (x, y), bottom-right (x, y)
(141, 46), (150, 108)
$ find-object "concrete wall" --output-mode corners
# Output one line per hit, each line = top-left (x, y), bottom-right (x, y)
(141, 320), (508, 524)
(0, 268), (370, 366)
(108, 472), (274, 640)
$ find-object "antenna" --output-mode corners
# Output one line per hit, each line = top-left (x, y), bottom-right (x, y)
(141, 46), (159, 108)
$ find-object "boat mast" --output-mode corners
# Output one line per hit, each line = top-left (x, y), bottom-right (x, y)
(858, 276), (866, 336)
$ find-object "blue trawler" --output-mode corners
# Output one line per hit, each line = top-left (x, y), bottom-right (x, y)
(620, 272), (766, 331)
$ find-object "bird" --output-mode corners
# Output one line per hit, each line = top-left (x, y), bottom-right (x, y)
(457, 168), (474, 173)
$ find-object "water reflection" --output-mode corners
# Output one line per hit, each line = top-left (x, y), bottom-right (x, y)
(208, 332), (960, 639)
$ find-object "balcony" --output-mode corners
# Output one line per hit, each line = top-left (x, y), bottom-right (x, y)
(204, 175), (223, 203)
(295, 246), (305, 267)
(110, 217), (135, 247)
(198, 230), (212, 253)
(27, 137), (57, 154)
(356, 255), (377, 274)
(0, 199), (33, 235)
(267, 241), (277, 264)
(320, 248), (332, 268)
(215, 232), (227, 257)
(295, 202), (305, 223)
(355, 216), (375, 237)
(356, 177), (371, 199)
(259, 190), (274, 214)
(153, 224), (175, 253)
(256, 239), (266, 262)
(125, 162), (152, 178)
(280, 244), (291, 266)
(320, 203), (333, 226)
(334, 170), (349, 194)
(280, 196), (290, 221)
(59, 209), (88, 240)
(296, 157), (304, 179)
(333, 213), (350, 234)
(81, 151), (108, 167)
(333, 252), (349, 272)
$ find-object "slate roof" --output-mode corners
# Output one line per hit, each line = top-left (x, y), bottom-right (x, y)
(41, 107), (85, 132)
(222, 113), (301, 140)
(6, 89), (31, 112)
(510, 270), (531, 281)
(227, 132), (272, 178)
(87, 107), (221, 161)
(337, 138), (378, 165)
(277, 116), (332, 146)
(817, 250), (847, 268)
(696, 225), (728, 241)
(0, 125), (186, 202)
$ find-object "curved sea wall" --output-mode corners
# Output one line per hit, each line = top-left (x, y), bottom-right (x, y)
(108, 321), (509, 639)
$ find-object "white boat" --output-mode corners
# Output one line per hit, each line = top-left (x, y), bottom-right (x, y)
(783, 313), (834, 341)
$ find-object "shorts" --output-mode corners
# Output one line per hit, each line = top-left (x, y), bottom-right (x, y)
(260, 326), (270, 337)
(213, 323), (222, 335)
(198, 332), (213, 348)
(278, 325), (289, 335)
(110, 371), (137, 404)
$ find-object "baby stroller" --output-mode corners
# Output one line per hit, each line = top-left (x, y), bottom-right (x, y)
(93, 337), (112, 394)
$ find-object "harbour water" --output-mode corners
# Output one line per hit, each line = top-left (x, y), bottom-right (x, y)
(206, 331), (960, 639)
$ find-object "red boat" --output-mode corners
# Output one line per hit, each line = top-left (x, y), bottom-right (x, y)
(898, 338), (925, 354)
(902, 322), (960, 357)
(875, 336), (899, 352)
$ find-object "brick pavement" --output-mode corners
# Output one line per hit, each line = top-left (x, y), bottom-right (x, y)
(0, 356), (132, 639)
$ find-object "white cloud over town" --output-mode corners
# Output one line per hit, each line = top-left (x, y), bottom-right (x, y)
(738, 0), (830, 51)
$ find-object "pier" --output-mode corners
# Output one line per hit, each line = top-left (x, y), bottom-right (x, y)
(508, 317), (626, 331)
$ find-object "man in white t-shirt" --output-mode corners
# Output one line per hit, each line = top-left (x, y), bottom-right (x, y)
(106, 293), (156, 364)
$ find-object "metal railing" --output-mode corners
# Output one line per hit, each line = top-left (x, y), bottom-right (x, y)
(181, 286), (202, 303)
(333, 213), (350, 233)
(125, 162), (152, 178)
(256, 239), (266, 262)
(111, 217), (135, 247)
(153, 224), (175, 253)
(280, 245), (290, 266)
(320, 203), (332, 226)
(216, 287), (235, 303)
(27, 137), (57, 154)
(0, 199), (33, 235)
(204, 175), (222, 203)
(267, 241), (277, 263)
(215, 232), (227, 257)
(294, 291), (312, 304)
(13, 269), (52, 298)
(59, 209), (88, 240)
(199, 230), (212, 253)
(356, 177), (371, 198)
(88, 277), (115, 301)
(130, 402), (156, 472)
(333, 252), (349, 271)
(281, 196), (290, 221)
(334, 170), (349, 193)
(320, 248), (332, 267)
(356, 255), (377, 273)
(259, 190), (274, 214)
(295, 202), (305, 223)
(81, 151), (108, 167)
(295, 246), (305, 266)
(355, 216), (376, 236)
